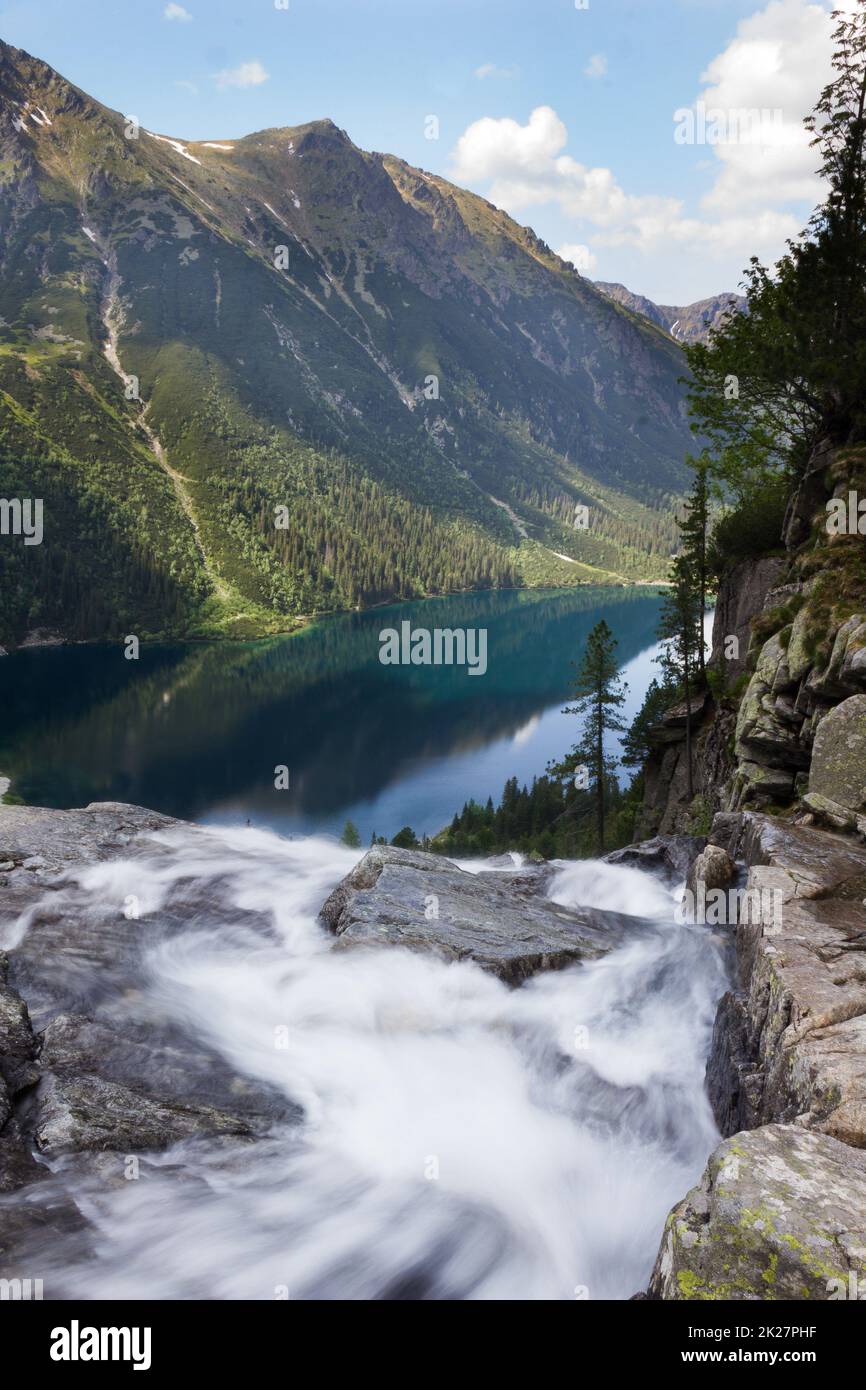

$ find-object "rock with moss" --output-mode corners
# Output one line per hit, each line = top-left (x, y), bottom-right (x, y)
(649, 1125), (866, 1300)
(730, 759), (797, 807)
(734, 634), (810, 779)
(805, 694), (866, 833)
(806, 614), (866, 700)
(785, 604), (816, 684)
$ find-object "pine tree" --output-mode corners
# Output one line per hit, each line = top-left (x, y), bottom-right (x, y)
(548, 619), (628, 853)
(678, 456), (711, 683)
(658, 557), (704, 802)
(621, 676), (677, 768)
(390, 826), (419, 849)
(340, 820), (361, 848)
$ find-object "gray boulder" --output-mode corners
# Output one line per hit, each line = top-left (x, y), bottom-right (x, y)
(0, 801), (178, 876)
(320, 845), (641, 984)
(37, 1013), (274, 1116)
(0, 953), (38, 1097)
(805, 693), (866, 835)
(605, 835), (706, 884)
(649, 1125), (866, 1300)
(686, 844), (736, 899)
(29, 1073), (255, 1156)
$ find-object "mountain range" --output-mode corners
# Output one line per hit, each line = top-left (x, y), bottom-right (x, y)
(593, 283), (745, 345)
(1, 40), (703, 644)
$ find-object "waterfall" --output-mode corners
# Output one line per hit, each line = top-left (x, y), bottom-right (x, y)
(4, 825), (730, 1300)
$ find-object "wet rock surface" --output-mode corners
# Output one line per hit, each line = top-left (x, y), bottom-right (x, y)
(29, 1073), (255, 1157)
(707, 813), (866, 1144)
(0, 801), (299, 1269)
(0, 800), (178, 875)
(320, 844), (642, 984)
(1, 802), (659, 1284)
(651, 810), (866, 1299)
(605, 834), (705, 885)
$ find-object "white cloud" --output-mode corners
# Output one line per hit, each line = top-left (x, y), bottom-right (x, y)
(174, 79), (199, 96)
(452, 104), (686, 240)
(164, 3), (192, 20)
(557, 242), (598, 273)
(475, 62), (519, 80)
(214, 60), (269, 90)
(450, 1), (842, 297)
(584, 54), (607, 79)
(689, 0), (836, 214)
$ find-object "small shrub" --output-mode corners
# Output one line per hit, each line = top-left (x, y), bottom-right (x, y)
(708, 477), (790, 578)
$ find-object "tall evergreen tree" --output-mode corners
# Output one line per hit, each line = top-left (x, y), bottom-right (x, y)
(548, 620), (627, 853)
(621, 676), (677, 769)
(678, 456), (711, 682)
(340, 820), (361, 848)
(658, 557), (704, 802)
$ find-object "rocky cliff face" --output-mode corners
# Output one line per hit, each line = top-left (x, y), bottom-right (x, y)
(641, 437), (866, 1300)
(650, 809), (866, 1301)
(640, 443), (866, 839)
(635, 558), (788, 839)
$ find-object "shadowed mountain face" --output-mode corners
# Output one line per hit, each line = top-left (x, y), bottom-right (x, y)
(594, 281), (746, 346)
(1, 41), (692, 645)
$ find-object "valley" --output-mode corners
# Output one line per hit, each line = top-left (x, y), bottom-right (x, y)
(0, 39), (694, 649)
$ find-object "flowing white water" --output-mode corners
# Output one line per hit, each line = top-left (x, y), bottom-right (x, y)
(12, 826), (730, 1300)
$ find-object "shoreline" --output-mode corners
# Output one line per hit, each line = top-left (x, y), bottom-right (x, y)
(0, 579), (670, 656)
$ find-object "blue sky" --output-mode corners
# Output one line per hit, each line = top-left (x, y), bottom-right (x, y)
(0, 0), (846, 301)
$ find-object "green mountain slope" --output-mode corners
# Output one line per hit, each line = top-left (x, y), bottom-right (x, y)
(0, 41), (693, 645)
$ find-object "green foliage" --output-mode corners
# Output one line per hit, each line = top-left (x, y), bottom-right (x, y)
(547, 619), (628, 853)
(658, 559), (704, 692)
(677, 457), (712, 676)
(706, 476), (790, 577)
(683, 3), (866, 529)
(390, 825), (419, 849)
(658, 555), (705, 800)
(621, 676), (678, 767)
(684, 794), (714, 837)
(339, 819), (361, 848)
(432, 773), (640, 861)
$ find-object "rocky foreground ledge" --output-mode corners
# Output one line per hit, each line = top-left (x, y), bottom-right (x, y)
(649, 810), (866, 1300)
(3, 800), (866, 1300)
(0, 802), (650, 1273)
